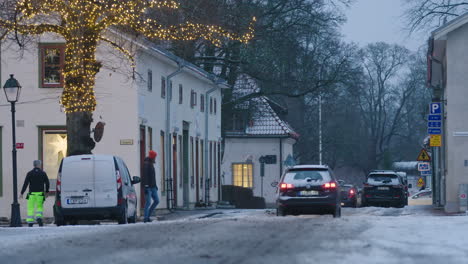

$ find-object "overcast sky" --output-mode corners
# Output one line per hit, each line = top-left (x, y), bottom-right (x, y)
(341, 0), (427, 52)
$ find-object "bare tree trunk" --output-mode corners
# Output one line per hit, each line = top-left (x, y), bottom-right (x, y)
(66, 112), (95, 156)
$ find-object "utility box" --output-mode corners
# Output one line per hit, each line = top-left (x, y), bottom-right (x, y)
(459, 184), (468, 212)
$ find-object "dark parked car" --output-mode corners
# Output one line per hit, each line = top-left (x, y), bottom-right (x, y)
(361, 170), (407, 208)
(276, 165), (341, 218)
(340, 184), (358, 207)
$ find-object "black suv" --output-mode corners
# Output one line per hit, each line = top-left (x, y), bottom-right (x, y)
(361, 170), (407, 208)
(276, 165), (341, 218)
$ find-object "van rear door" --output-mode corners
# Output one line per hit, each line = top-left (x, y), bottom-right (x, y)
(94, 156), (118, 207)
(61, 156), (95, 208)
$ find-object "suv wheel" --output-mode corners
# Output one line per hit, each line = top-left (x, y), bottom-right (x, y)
(118, 202), (128, 224)
(332, 205), (341, 218)
(277, 207), (287, 216)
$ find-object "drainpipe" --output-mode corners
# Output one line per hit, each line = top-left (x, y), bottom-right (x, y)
(204, 80), (222, 206)
(165, 62), (184, 210)
(279, 138), (283, 178)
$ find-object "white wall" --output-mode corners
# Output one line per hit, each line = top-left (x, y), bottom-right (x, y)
(131, 46), (222, 209)
(443, 24), (468, 212)
(0, 35), (138, 218)
(0, 34), (223, 218)
(222, 137), (295, 206)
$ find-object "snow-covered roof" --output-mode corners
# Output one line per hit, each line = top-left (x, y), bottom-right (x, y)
(432, 11), (468, 40)
(229, 74), (299, 139)
(393, 161), (419, 171)
(245, 96), (299, 138)
(289, 165), (328, 170)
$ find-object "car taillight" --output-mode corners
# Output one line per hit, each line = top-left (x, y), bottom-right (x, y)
(279, 183), (294, 191)
(363, 183), (371, 187)
(116, 171), (122, 190)
(323, 182), (337, 189)
(349, 189), (355, 198)
(56, 172), (61, 192)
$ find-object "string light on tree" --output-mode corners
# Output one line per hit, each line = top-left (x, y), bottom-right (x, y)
(0, 0), (256, 113)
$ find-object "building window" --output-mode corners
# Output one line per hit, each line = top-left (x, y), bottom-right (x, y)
(214, 99), (217, 115)
(161, 77), (166, 98)
(169, 80), (173, 101)
(231, 112), (247, 131)
(200, 94), (205, 112)
(40, 128), (67, 190)
(232, 163), (253, 188)
(40, 44), (65, 88)
(179, 84), (183, 104)
(148, 127), (153, 150)
(210, 97), (213, 114)
(191, 90), (197, 108)
(147, 70), (153, 92)
(160, 131), (166, 192)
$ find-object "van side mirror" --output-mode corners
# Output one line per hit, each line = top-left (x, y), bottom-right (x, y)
(131, 176), (141, 185)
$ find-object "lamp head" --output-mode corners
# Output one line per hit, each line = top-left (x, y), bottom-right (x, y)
(3, 74), (21, 103)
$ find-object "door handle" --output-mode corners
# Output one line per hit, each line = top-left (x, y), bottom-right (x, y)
(83, 189), (92, 192)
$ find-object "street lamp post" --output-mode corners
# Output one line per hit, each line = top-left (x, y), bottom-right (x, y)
(3, 74), (22, 227)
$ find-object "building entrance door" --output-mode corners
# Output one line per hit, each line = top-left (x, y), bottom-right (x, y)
(183, 122), (190, 208)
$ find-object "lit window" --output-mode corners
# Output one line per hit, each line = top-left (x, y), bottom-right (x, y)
(232, 163), (253, 188)
(42, 129), (67, 190)
(40, 44), (65, 88)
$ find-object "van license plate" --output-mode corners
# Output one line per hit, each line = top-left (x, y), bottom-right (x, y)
(299, 190), (319, 196)
(377, 187), (389, 190)
(67, 198), (88, 204)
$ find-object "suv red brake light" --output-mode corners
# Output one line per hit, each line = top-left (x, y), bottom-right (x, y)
(279, 183), (294, 191)
(323, 182), (337, 189)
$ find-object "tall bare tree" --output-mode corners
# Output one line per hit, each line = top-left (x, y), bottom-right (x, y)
(404, 0), (468, 32)
(0, 0), (254, 155)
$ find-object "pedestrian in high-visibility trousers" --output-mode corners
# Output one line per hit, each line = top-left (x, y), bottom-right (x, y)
(20, 160), (50, 227)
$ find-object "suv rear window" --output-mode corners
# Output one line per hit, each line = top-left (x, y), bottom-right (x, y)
(283, 169), (331, 185)
(367, 174), (400, 185)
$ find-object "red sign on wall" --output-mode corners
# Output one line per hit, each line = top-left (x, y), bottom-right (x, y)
(16, 143), (24, 149)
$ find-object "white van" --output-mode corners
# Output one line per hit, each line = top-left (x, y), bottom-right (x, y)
(53, 155), (140, 225)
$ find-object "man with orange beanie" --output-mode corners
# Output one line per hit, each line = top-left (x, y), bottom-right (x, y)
(143, 150), (159, 222)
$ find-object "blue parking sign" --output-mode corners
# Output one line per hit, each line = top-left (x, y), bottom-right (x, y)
(428, 121), (442, 128)
(430, 102), (441, 114)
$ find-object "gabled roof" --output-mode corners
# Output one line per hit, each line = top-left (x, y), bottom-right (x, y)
(245, 96), (299, 139)
(228, 74), (299, 139)
(432, 12), (468, 40)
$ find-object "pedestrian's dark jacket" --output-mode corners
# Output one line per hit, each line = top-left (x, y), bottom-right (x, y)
(21, 168), (50, 195)
(142, 157), (158, 189)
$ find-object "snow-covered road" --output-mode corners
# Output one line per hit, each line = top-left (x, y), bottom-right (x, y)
(1, 205), (467, 264)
